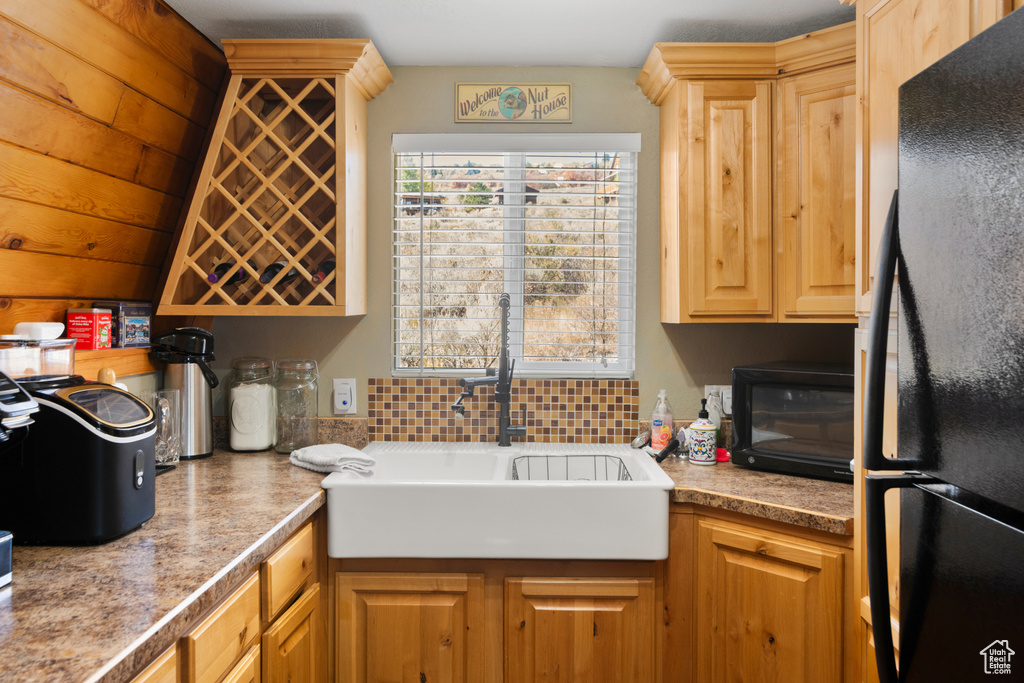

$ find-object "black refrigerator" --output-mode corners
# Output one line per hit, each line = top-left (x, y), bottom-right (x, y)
(864, 7), (1024, 683)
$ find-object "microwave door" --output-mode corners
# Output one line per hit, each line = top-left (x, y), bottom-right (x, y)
(732, 367), (855, 482)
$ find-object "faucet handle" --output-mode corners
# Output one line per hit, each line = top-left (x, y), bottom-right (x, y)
(508, 406), (527, 437)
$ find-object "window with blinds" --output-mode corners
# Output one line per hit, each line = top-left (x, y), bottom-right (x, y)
(392, 134), (638, 378)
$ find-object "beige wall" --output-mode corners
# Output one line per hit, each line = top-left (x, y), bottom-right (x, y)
(210, 66), (853, 421)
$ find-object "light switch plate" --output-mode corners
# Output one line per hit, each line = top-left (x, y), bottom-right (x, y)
(333, 378), (356, 415)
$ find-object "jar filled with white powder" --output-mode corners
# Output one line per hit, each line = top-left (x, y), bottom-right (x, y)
(227, 357), (275, 451)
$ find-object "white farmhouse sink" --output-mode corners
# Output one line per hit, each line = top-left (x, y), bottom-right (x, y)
(322, 442), (674, 560)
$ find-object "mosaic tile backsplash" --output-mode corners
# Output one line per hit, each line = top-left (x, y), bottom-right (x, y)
(369, 378), (639, 443)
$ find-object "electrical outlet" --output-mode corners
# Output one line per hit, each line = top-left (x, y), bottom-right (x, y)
(704, 384), (733, 416)
(333, 378), (356, 415)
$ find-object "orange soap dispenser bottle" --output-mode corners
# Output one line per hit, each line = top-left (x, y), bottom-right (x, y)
(650, 389), (674, 451)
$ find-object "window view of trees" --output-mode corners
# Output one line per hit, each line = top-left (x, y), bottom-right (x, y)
(394, 150), (635, 375)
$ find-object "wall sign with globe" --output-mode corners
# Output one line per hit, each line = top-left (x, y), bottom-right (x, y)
(455, 83), (572, 123)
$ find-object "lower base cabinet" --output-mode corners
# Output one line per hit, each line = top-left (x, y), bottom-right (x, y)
(130, 512), (326, 683)
(505, 577), (655, 683)
(335, 572), (486, 683)
(695, 516), (846, 683)
(130, 646), (178, 683)
(334, 564), (659, 683)
(334, 512), (852, 683)
(263, 584), (322, 682)
(128, 506), (852, 683)
(182, 573), (262, 683)
(223, 645), (261, 683)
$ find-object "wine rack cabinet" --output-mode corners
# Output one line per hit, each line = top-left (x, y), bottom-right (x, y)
(157, 40), (392, 316)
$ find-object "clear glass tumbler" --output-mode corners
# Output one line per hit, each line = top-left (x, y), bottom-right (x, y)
(146, 389), (181, 465)
(275, 359), (318, 453)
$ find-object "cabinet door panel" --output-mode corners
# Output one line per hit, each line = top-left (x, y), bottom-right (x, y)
(696, 518), (845, 683)
(855, 0), (1008, 314)
(685, 80), (773, 317)
(336, 572), (485, 683)
(263, 584), (320, 683)
(779, 65), (856, 320)
(505, 577), (655, 683)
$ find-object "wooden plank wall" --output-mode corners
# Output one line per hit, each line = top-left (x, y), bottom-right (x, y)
(0, 0), (226, 332)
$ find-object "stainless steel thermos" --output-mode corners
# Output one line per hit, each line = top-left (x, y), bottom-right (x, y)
(150, 328), (218, 459)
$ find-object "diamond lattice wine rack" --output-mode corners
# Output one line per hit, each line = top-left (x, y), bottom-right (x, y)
(157, 40), (392, 316)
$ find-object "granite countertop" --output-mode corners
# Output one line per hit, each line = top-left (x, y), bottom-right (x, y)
(0, 450), (326, 683)
(1, 441), (854, 682)
(659, 456), (854, 535)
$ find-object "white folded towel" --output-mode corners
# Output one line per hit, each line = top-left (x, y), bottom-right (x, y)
(289, 443), (376, 476)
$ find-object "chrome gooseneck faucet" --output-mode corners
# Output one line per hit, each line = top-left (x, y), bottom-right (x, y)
(450, 293), (526, 446)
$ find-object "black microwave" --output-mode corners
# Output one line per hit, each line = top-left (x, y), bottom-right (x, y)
(731, 362), (855, 482)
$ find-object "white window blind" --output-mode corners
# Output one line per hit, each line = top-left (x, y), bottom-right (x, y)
(392, 133), (638, 378)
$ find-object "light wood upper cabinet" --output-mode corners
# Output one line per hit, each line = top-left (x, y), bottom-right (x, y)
(156, 39), (392, 317)
(778, 65), (857, 320)
(335, 572), (486, 683)
(639, 23), (856, 323)
(684, 80), (774, 319)
(505, 577), (656, 683)
(854, 0), (1010, 315)
(695, 515), (848, 683)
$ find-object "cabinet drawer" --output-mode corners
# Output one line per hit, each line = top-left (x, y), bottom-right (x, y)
(223, 644), (261, 683)
(262, 521), (315, 622)
(131, 645), (177, 683)
(184, 573), (261, 683)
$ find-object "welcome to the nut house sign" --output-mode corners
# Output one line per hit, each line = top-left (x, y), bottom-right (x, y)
(455, 83), (572, 123)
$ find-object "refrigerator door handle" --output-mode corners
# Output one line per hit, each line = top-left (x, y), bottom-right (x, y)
(866, 473), (929, 683)
(863, 190), (921, 471)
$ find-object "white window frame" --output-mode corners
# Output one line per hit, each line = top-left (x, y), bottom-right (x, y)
(392, 133), (640, 379)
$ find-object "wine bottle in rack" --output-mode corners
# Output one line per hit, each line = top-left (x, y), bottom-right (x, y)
(259, 261), (299, 284)
(208, 260), (253, 286)
(311, 259), (336, 284)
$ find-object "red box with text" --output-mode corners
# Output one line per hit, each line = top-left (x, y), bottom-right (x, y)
(66, 309), (112, 350)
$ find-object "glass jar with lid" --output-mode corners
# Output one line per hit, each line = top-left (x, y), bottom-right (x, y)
(275, 359), (318, 453)
(227, 357), (275, 451)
